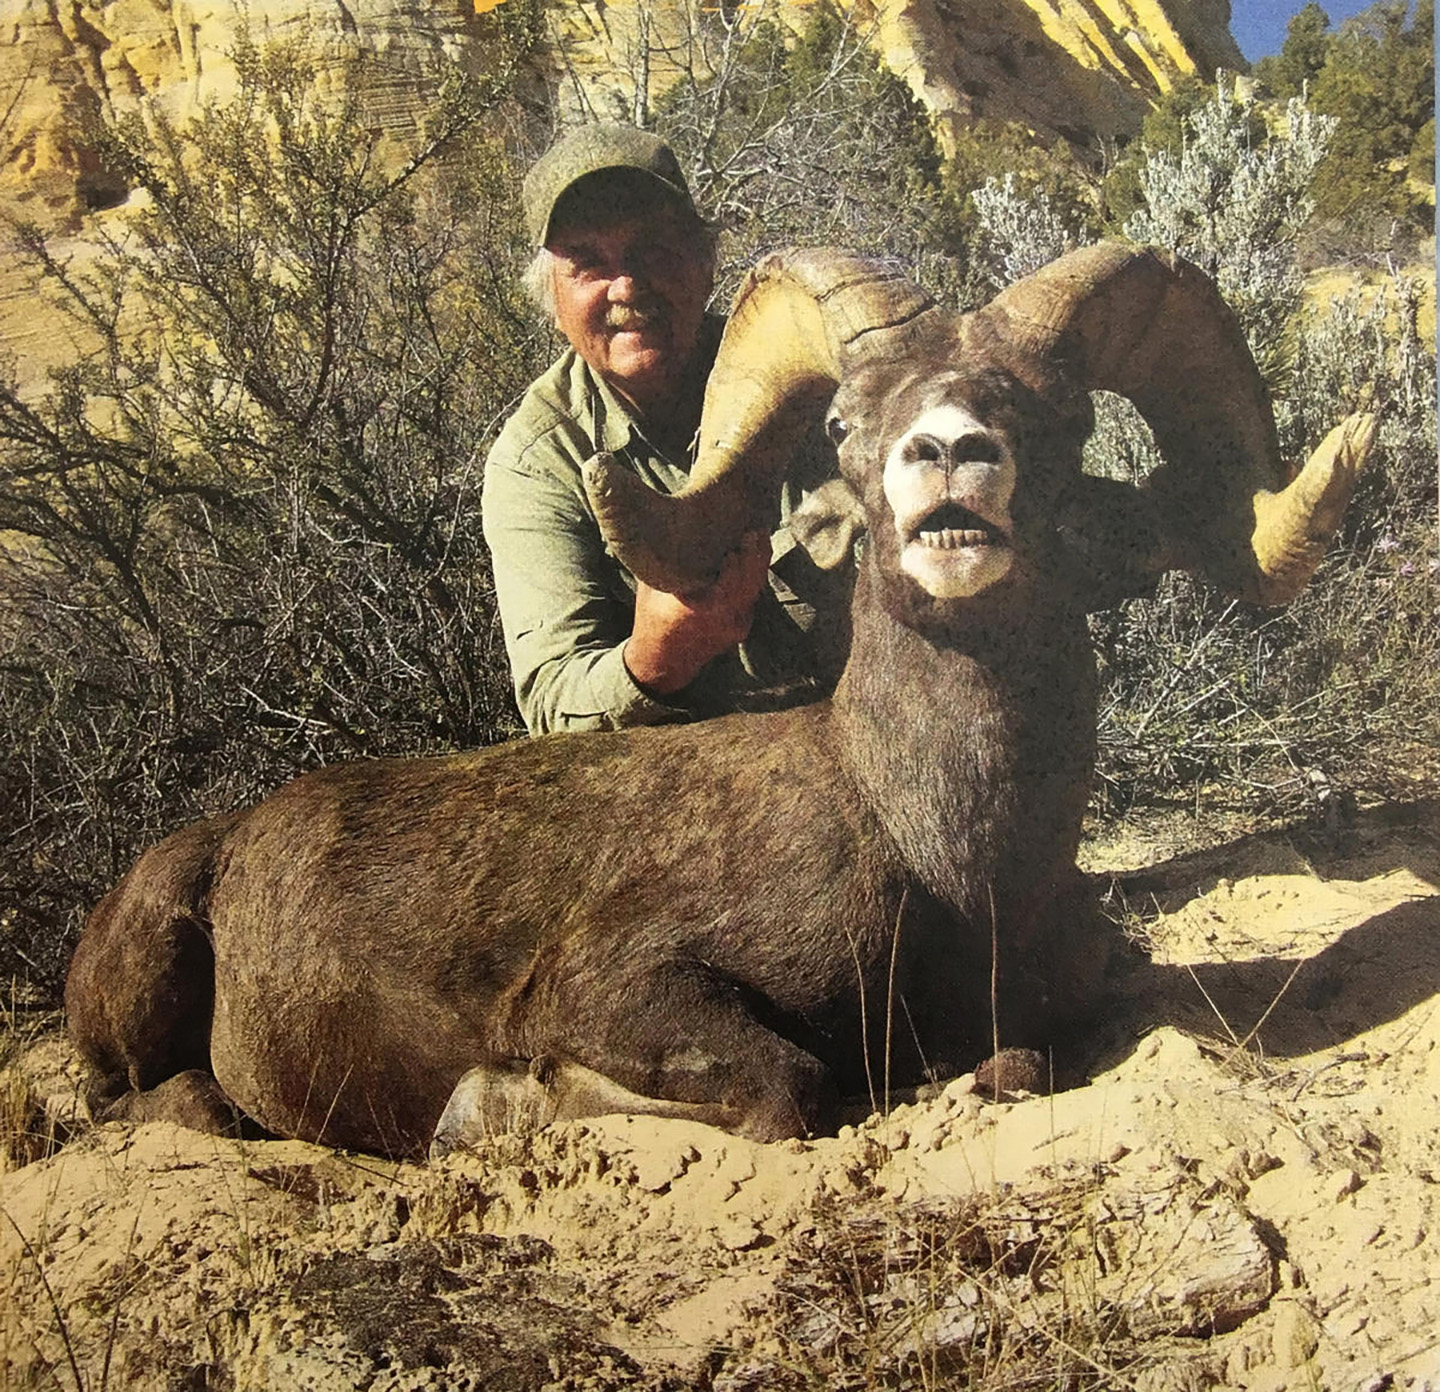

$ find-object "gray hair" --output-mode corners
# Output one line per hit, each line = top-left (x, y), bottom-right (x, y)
(522, 248), (558, 320)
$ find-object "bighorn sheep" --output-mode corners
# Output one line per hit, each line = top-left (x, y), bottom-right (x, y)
(65, 243), (1372, 1159)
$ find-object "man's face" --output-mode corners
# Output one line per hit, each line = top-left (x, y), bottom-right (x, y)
(546, 190), (713, 416)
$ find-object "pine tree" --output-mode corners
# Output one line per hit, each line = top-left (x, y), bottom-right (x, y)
(1308, 0), (1434, 238)
(1254, 3), (1334, 100)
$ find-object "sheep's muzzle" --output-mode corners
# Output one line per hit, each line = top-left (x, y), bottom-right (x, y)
(883, 405), (1017, 598)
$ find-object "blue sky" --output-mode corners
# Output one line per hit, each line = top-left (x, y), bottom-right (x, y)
(1229, 0), (1391, 60)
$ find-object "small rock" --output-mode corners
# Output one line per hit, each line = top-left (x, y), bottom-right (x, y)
(1225, 1337), (1261, 1382)
(632, 1141), (699, 1193)
(1332, 1169), (1363, 1201)
(1247, 1150), (1283, 1179)
(716, 1217), (762, 1252)
(821, 1165), (865, 1196)
(938, 1075), (978, 1113)
(1271, 1300), (1320, 1369)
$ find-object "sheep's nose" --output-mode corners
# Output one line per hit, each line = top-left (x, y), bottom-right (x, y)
(901, 431), (1003, 469)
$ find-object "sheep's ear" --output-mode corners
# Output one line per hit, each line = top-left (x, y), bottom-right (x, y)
(790, 478), (867, 570)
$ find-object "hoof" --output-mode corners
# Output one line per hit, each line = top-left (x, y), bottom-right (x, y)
(430, 1059), (566, 1160)
(430, 1057), (741, 1161)
(99, 1070), (250, 1136)
(974, 1048), (1049, 1101)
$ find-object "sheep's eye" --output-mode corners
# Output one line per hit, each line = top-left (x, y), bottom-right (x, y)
(826, 416), (850, 445)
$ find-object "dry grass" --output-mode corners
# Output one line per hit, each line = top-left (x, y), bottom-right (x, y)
(0, 1003), (69, 1174)
(710, 1174), (1234, 1391)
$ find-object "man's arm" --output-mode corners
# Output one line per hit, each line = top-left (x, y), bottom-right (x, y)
(483, 454), (768, 734)
(483, 454), (671, 734)
(623, 531), (771, 695)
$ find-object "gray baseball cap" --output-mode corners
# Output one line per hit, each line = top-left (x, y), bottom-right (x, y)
(522, 123), (694, 247)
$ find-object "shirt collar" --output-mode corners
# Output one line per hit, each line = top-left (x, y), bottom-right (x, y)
(578, 313), (726, 465)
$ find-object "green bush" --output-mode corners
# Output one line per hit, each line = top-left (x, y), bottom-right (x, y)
(1255, 0), (1435, 258)
(1252, 3), (1333, 100)
(1122, 81), (1335, 383)
(1100, 74), (1230, 229)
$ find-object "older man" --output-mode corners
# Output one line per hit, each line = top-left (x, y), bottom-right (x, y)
(483, 124), (843, 734)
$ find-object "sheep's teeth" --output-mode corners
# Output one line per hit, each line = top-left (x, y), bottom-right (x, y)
(918, 527), (989, 549)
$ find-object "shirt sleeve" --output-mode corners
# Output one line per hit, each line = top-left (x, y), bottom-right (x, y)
(482, 446), (683, 735)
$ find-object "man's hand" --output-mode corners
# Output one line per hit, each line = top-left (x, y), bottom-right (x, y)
(622, 530), (771, 696)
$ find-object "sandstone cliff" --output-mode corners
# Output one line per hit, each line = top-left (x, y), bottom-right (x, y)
(548, 0), (1243, 154)
(0, 0), (490, 218)
(858, 0), (1243, 152)
(0, 0), (1243, 222)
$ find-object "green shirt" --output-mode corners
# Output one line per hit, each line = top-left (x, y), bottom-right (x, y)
(482, 319), (847, 734)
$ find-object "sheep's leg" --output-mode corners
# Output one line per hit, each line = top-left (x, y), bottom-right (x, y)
(430, 1056), (736, 1158)
(468, 956), (834, 1148)
(95, 1069), (260, 1137)
(66, 816), (249, 1135)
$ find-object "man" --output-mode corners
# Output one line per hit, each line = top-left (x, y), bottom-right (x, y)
(484, 123), (843, 734)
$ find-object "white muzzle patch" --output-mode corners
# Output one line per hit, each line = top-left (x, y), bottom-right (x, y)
(882, 405), (1017, 598)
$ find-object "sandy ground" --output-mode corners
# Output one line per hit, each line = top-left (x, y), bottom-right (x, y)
(3, 797), (1440, 1391)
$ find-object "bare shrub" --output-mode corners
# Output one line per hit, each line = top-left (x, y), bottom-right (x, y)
(0, 21), (548, 993)
(639, 3), (966, 304)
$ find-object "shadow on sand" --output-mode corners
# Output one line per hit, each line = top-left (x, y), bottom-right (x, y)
(1088, 796), (1440, 1068)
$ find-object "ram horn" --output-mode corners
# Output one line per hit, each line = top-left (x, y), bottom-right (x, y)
(979, 241), (1372, 605)
(584, 248), (941, 595)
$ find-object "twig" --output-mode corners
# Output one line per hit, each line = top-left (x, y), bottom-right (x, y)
(99, 1205), (145, 1391)
(883, 886), (907, 1120)
(1131, 601), (1238, 742)
(1183, 964), (1241, 1048)
(4, 1207), (86, 1392)
(845, 924), (877, 1116)
(1232, 955), (1309, 1060)
(989, 882), (1000, 1102)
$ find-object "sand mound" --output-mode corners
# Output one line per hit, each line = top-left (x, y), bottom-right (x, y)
(4, 801), (1440, 1390)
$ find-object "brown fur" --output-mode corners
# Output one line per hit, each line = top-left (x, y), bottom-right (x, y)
(66, 359), (1113, 1159)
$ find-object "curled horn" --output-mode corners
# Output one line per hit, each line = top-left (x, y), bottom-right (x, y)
(583, 249), (940, 595)
(980, 241), (1373, 605)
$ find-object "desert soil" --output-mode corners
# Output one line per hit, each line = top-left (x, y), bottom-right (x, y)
(3, 795), (1440, 1392)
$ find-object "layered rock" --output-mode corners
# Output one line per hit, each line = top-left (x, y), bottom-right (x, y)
(529, 0), (1242, 148)
(0, 0), (1244, 222)
(0, 0), (488, 218)
(859, 0), (1244, 151)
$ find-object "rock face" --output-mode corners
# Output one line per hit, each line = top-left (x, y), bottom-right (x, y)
(0, 0), (489, 219)
(0, 0), (1243, 221)
(541, 0), (1242, 147)
(856, 0), (1243, 151)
